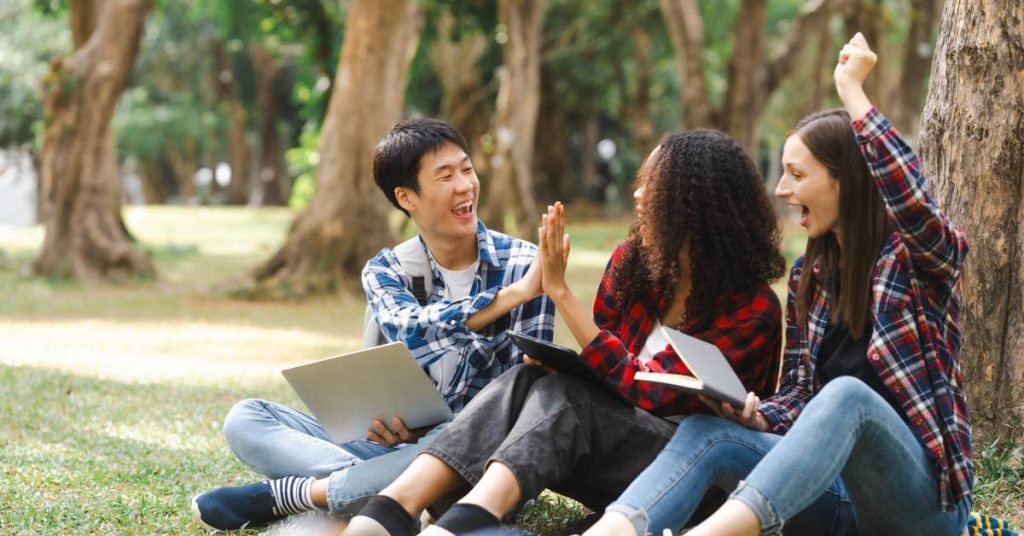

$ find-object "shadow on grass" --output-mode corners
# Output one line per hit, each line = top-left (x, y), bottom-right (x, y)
(0, 363), (286, 534)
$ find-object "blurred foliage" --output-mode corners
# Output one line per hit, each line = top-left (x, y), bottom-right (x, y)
(2, 0), (930, 207)
(0, 0), (68, 148)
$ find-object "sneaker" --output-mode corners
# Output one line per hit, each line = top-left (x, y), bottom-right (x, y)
(191, 477), (314, 531)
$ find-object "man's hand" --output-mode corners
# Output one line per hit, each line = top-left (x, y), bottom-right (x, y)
(699, 392), (768, 432)
(366, 416), (426, 447)
(513, 255), (544, 302)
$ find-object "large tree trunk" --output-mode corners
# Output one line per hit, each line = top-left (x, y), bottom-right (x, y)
(212, 39), (252, 206)
(721, 0), (768, 156)
(658, 0), (713, 128)
(886, 0), (941, 142)
(628, 23), (658, 159)
(33, 0), (154, 281)
(918, 0), (1024, 439)
(482, 0), (546, 236)
(249, 0), (421, 296)
(430, 9), (491, 165)
(250, 44), (288, 206)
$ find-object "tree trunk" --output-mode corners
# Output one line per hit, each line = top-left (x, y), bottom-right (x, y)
(918, 0), (1024, 439)
(482, 0), (546, 237)
(658, 0), (713, 128)
(33, 0), (154, 281)
(887, 0), (941, 142)
(629, 23), (658, 159)
(250, 44), (288, 206)
(167, 138), (198, 202)
(212, 39), (251, 206)
(721, 0), (768, 156)
(660, 0), (839, 154)
(533, 66), (570, 203)
(249, 0), (421, 296)
(430, 9), (491, 164)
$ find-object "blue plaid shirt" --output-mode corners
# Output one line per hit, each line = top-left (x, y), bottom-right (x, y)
(362, 221), (554, 412)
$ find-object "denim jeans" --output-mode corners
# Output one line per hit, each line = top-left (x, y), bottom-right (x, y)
(608, 377), (971, 536)
(223, 398), (447, 514)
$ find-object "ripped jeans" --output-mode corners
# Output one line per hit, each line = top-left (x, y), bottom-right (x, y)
(606, 377), (970, 536)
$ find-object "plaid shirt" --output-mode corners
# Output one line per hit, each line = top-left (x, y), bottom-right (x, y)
(758, 108), (972, 511)
(362, 221), (554, 412)
(579, 240), (783, 417)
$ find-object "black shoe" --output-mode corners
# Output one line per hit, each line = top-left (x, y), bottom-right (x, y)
(190, 480), (286, 531)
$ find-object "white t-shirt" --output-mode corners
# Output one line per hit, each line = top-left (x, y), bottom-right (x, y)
(638, 319), (670, 363)
(436, 257), (480, 299)
(430, 257), (481, 393)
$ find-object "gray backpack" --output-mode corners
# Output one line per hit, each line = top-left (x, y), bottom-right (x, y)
(361, 237), (435, 348)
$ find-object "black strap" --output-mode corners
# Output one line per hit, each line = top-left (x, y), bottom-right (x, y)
(411, 276), (428, 306)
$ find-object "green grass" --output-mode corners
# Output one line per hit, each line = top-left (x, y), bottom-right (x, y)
(0, 206), (1019, 533)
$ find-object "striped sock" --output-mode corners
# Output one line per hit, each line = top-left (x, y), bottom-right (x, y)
(268, 476), (317, 517)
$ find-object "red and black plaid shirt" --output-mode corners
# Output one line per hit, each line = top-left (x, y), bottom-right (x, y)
(580, 240), (783, 417)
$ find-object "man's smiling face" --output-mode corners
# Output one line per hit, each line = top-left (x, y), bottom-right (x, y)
(397, 141), (480, 242)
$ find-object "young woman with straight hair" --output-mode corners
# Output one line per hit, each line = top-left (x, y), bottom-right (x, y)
(584, 33), (973, 536)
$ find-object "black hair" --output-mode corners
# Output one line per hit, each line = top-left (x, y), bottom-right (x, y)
(612, 129), (786, 330)
(373, 118), (470, 217)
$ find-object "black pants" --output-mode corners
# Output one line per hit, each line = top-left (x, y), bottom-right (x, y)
(424, 365), (678, 512)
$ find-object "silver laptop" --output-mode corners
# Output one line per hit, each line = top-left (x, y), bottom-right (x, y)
(281, 342), (454, 443)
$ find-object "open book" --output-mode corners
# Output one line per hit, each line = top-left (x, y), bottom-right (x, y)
(634, 326), (748, 408)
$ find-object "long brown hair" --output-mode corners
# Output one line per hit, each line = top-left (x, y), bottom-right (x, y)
(611, 130), (786, 329)
(792, 109), (889, 337)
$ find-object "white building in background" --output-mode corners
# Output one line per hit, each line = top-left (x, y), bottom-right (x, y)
(0, 148), (37, 226)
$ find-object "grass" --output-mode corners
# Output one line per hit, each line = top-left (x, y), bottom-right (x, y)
(0, 206), (1019, 534)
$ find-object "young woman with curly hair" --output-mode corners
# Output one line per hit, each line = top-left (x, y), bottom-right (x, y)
(344, 128), (787, 536)
(583, 34), (972, 536)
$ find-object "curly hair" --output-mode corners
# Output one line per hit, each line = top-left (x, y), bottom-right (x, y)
(611, 130), (786, 329)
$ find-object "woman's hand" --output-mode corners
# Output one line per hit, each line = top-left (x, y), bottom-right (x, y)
(539, 202), (572, 298)
(699, 392), (768, 432)
(834, 32), (876, 119)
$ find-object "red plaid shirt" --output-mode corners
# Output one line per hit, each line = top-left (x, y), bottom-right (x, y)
(758, 108), (972, 511)
(579, 240), (783, 417)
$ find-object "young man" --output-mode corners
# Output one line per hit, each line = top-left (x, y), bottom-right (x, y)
(190, 119), (554, 531)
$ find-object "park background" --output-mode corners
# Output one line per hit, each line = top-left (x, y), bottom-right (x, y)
(0, 0), (1021, 533)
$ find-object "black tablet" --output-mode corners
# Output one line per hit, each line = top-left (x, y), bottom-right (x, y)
(508, 331), (631, 405)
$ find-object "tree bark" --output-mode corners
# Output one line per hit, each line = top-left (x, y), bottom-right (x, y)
(887, 0), (941, 141)
(482, 0), (546, 236)
(660, 0), (839, 156)
(250, 44), (288, 206)
(212, 39), (252, 206)
(249, 0), (421, 296)
(918, 0), (1024, 439)
(629, 23), (658, 159)
(33, 0), (154, 281)
(658, 0), (713, 128)
(721, 0), (768, 155)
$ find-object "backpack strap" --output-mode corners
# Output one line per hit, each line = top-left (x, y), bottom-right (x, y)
(361, 236), (435, 348)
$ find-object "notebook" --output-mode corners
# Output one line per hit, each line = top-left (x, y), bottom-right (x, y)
(633, 325), (748, 408)
(281, 342), (454, 443)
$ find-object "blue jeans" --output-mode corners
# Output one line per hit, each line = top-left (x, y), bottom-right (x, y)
(223, 398), (448, 514)
(608, 377), (971, 536)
